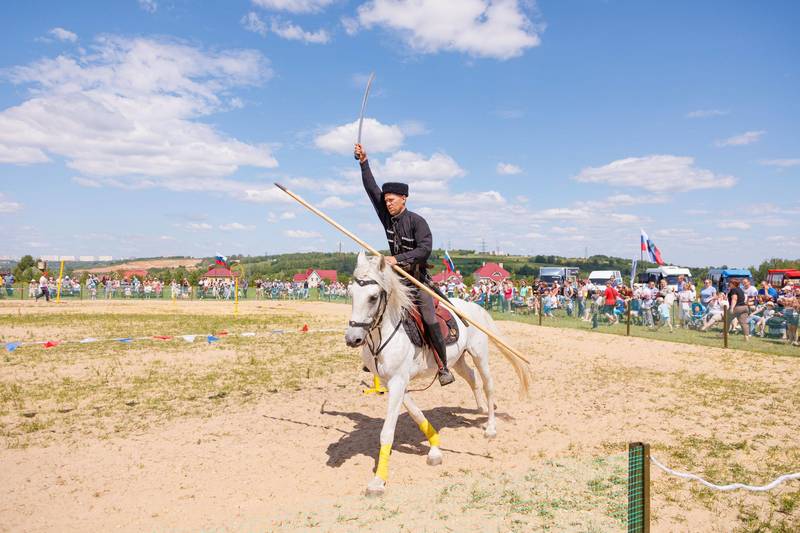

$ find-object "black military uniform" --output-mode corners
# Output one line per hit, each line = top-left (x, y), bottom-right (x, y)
(360, 159), (455, 386)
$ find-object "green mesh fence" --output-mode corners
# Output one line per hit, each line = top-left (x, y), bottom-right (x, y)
(628, 442), (650, 533)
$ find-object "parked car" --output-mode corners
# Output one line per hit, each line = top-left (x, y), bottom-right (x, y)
(538, 266), (580, 286)
(644, 266), (693, 289)
(708, 268), (753, 293)
(766, 268), (800, 288)
(587, 270), (623, 292)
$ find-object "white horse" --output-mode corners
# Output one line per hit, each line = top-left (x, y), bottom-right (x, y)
(345, 252), (532, 496)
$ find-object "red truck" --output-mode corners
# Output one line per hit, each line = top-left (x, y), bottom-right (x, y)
(767, 268), (800, 288)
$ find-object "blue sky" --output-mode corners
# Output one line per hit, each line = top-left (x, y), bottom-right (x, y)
(0, 0), (798, 267)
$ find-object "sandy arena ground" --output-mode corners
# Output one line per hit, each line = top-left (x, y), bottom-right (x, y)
(1, 299), (798, 532)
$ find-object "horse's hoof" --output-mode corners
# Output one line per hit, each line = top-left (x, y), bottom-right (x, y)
(427, 448), (443, 466)
(365, 478), (385, 497)
(484, 427), (497, 439)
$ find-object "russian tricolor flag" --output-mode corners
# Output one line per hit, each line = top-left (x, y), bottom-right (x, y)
(215, 254), (228, 267)
(443, 250), (455, 273)
(640, 229), (665, 266)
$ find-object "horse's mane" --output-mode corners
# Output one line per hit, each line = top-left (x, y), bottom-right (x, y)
(353, 256), (414, 324)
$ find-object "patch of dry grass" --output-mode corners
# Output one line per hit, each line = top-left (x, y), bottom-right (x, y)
(0, 310), (355, 448)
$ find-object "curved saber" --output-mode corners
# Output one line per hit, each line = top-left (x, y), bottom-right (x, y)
(354, 72), (375, 159)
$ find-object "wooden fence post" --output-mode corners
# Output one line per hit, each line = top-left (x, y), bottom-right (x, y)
(538, 293), (543, 326)
(626, 300), (632, 336)
(723, 305), (729, 349)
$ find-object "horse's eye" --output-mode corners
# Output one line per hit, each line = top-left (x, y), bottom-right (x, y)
(369, 295), (378, 303)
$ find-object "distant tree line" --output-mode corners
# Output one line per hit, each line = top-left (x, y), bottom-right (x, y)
(5, 252), (799, 286)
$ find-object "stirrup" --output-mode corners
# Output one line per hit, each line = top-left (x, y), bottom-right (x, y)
(363, 375), (387, 395)
(438, 368), (455, 387)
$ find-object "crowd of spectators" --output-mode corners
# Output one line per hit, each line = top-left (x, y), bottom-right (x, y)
(6, 267), (798, 346)
(253, 279), (348, 301)
(450, 274), (799, 346)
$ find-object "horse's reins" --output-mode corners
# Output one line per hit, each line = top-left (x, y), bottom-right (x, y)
(349, 277), (437, 393)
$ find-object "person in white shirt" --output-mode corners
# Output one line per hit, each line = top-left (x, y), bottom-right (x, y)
(742, 278), (758, 306)
(641, 280), (656, 327)
(36, 273), (50, 302)
(700, 295), (725, 331)
(677, 284), (696, 328)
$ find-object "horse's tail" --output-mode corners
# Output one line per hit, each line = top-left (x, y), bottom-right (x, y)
(461, 302), (532, 398)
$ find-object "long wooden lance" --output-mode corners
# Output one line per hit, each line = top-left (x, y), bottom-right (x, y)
(274, 183), (531, 367)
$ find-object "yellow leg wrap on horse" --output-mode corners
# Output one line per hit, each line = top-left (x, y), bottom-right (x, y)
(376, 444), (392, 481)
(418, 419), (441, 447)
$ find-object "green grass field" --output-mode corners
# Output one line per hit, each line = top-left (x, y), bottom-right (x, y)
(490, 308), (800, 359)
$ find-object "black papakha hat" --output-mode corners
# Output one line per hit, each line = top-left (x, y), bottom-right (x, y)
(381, 182), (409, 196)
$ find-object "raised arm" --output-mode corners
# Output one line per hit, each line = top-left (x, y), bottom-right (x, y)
(355, 143), (390, 227)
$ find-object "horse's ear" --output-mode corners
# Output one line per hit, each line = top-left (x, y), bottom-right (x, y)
(378, 255), (386, 271)
(356, 251), (367, 268)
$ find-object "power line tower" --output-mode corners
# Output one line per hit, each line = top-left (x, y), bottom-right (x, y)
(481, 239), (486, 254)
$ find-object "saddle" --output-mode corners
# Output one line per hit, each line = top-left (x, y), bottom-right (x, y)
(402, 299), (460, 348)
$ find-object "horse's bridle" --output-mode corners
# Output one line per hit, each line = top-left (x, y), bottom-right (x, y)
(348, 277), (402, 364)
(348, 278), (387, 330)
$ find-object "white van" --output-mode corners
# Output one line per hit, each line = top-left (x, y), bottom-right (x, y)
(644, 266), (692, 289)
(587, 270), (623, 291)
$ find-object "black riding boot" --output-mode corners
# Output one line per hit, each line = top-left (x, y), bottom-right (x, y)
(426, 322), (455, 386)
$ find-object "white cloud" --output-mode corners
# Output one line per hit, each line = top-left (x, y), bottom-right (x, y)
(319, 196), (355, 208)
(0, 144), (48, 164)
(252, 0), (334, 13)
(341, 17), (360, 36)
(715, 130), (765, 147)
(138, 0), (158, 13)
(573, 155), (737, 193)
(286, 176), (362, 195)
(760, 158), (800, 168)
(497, 162), (522, 175)
(601, 193), (669, 206)
(717, 221), (751, 230)
(398, 120), (429, 136)
(241, 12), (269, 36)
(219, 222), (256, 231)
(49, 28), (78, 43)
(285, 229), (321, 238)
(315, 118), (404, 155)
(159, 235), (175, 240)
(0, 193), (23, 213)
(609, 213), (641, 224)
(71, 176), (102, 188)
(181, 222), (213, 231)
(269, 18), (330, 44)
(236, 186), (293, 204)
(375, 150), (465, 191)
(267, 211), (296, 222)
(0, 36), (277, 194)
(356, 0), (542, 60)
(685, 109), (728, 119)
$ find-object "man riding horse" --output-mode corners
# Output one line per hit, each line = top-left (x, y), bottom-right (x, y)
(354, 143), (455, 386)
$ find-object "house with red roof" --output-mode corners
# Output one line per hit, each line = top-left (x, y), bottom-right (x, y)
(472, 262), (510, 282)
(123, 269), (149, 280)
(431, 270), (463, 284)
(201, 266), (240, 278)
(293, 268), (337, 287)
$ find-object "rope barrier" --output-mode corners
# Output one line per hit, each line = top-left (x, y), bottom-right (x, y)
(4, 327), (344, 351)
(650, 455), (800, 492)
